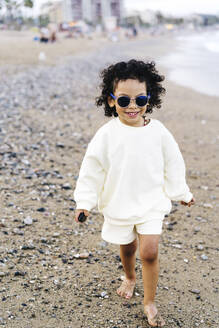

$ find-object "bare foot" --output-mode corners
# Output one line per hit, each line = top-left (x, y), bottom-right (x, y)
(144, 304), (165, 327)
(117, 276), (136, 299)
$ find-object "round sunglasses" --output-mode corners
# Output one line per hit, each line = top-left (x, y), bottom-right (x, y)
(110, 93), (150, 108)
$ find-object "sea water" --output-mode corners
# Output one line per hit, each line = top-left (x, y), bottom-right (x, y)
(159, 29), (219, 97)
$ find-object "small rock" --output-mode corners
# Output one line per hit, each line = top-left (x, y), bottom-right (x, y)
(195, 216), (207, 223)
(21, 244), (35, 250)
(73, 252), (89, 259)
(196, 245), (204, 251)
(172, 244), (182, 249)
(61, 183), (71, 190)
(14, 271), (26, 276)
(203, 203), (213, 209)
(37, 207), (46, 212)
(100, 291), (108, 298)
(40, 237), (48, 243)
(201, 254), (208, 261)
(53, 232), (60, 237)
(24, 216), (33, 225)
(56, 143), (65, 148)
(189, 289), (200, 294)
(167, 224), (174, 231)
(0, 272), (6, 277)
(13, 228), (24, 235)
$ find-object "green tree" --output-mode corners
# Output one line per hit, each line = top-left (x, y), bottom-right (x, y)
(0, 0), (34, 11)
(24, 0), (33, 8)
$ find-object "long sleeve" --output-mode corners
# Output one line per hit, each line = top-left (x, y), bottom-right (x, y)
(73, 132), (106, 211)
(162, 127), (193, 203)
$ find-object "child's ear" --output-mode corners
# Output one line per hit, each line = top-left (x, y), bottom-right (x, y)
(108, 96), (115, 108)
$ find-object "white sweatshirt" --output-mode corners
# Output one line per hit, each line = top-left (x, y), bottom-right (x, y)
(73, 117), (193, 225)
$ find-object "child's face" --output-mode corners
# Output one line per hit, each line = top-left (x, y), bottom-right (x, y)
(108, 79), (148, 127)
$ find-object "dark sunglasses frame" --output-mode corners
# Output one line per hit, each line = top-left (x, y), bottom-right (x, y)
(110, 93), (150, 108)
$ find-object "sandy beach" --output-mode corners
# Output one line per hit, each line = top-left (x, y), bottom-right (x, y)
(0, 30), (218, 328)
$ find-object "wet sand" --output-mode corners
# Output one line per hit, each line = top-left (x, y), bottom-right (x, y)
(0, 30), (218, 328)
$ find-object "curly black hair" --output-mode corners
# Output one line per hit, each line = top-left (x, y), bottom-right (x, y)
(96, 59), (165, 116)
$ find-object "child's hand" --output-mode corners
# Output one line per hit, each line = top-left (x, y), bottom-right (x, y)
(75, 209), (90, 223)
(180, 197), (195, 207)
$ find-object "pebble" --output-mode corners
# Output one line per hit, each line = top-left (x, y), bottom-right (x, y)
(24, 216), (33, 225)
(203, 203), (213, 209)
(53, 232), (60, 237)
(12, 228), (24, 235)
(201, 185), (208, 190)
(21, 243), (35, 250)
(171, 244), (182, 249)
(200, 254), (208, 261)
(189, 289), (200, 294)
(14, 271), (26, 276)
(196, 245), (204, 251)
(195, 216), (207, 223)
(73, 252), (89, 259)
(37, 207), (46, 212)
(61, 183), (71, 190)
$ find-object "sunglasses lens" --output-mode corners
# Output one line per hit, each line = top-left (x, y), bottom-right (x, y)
(136, 96), (147, 107)
(117, 96), (130, 107)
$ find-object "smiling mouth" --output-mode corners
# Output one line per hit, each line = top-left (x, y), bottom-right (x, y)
(126, 112), (139, 117)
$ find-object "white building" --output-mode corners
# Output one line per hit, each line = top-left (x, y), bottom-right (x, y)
(62, 0), (124, 24)
(124, 8), (158, 26)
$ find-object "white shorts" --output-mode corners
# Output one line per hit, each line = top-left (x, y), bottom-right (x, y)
(101, 218), (163, 245)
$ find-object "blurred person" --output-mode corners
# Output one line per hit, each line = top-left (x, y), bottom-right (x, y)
(48, 23), (57, 42)
(39, 27), (49, 43)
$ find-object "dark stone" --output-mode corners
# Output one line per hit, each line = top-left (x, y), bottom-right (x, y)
(14, 271), (26, 276)
(37, 207), (46, 212)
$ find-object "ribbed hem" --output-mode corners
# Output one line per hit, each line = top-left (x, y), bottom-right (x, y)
(76, 202), (94, 211)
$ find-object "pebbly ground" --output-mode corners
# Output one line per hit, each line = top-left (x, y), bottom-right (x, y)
(0, 36), (218, 328)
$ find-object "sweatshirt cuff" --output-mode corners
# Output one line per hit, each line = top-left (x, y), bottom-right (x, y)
(76, 201), (94, 211)
(180, 191), (193, 203)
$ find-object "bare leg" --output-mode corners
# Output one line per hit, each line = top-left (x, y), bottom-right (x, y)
(117, 239), (137, 299)
(139, 234), (165, 327)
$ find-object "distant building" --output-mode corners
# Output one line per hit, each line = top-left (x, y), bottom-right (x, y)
(63, 0), (124, 24)
(124, 9), (158, 26)
(190, 14), (218, 26)
(40, 1), (64, 24)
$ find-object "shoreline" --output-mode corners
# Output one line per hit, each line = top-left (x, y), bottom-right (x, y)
(158, 28), (219, 98)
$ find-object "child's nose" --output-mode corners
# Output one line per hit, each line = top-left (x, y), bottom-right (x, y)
(129, 98), (137, 107)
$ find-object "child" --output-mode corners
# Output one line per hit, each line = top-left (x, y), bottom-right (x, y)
(73, 59), (195, 327)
